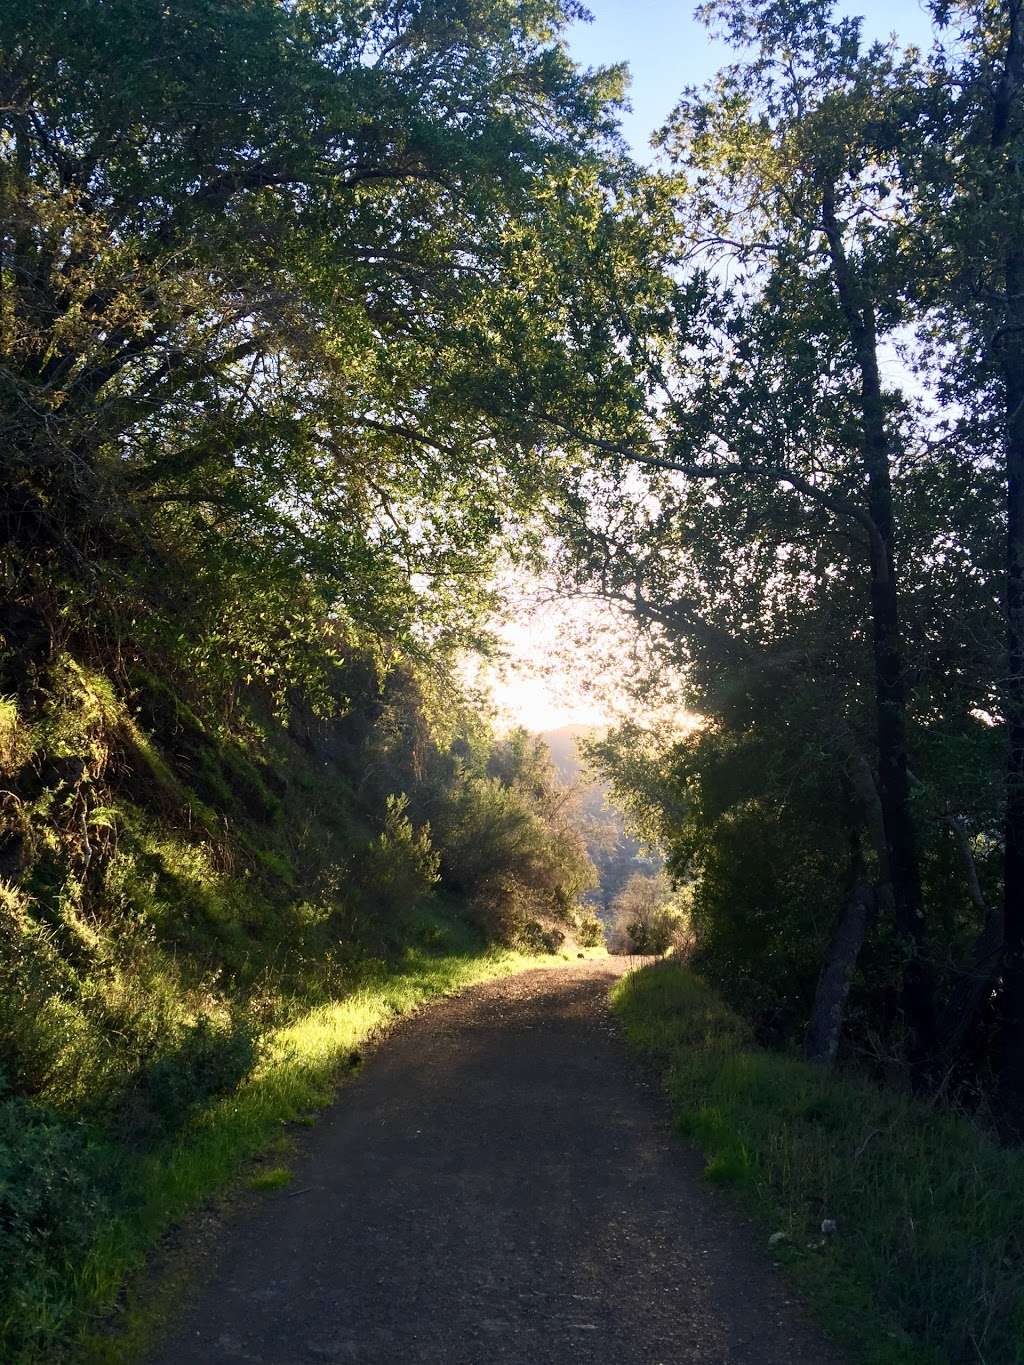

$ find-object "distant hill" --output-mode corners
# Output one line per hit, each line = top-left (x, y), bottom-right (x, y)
(540, 725), (662, 920)
(542, 723), (598, 783)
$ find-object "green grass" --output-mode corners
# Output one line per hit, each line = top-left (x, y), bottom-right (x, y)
(248, 1166), (294, 1191)
(43, 943), (570, 1364)
(611, 960), (1024, 1365)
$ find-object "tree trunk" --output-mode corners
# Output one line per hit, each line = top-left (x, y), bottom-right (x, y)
(859, 307), (937, 1062)
(806, 830), (876, 1066)
(821, 184), (938, 1063)
(998, 297), (1024, 1120)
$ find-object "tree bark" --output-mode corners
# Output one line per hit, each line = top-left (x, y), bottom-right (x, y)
(821, 183), (938, 1063)
(1000, 349), (1024, 1117)
(806, 830), (876, 1066)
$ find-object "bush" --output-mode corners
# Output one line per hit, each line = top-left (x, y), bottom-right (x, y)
(111, 1012), (263, 1141)
(608, 871), (687, 955)
(346, 795), (440, 951)
(0, 1084), (109, 1360)
(574, 906), (605, 947)
(0, 887), (81, 1099)
(519, 919), (566, 953)
(432, 748), (595, 941)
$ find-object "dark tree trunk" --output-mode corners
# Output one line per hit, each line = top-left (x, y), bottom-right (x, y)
(999, 300), (1024, 1119)
(821, 184), (938, 1063)
(858, 306), (937, 1062)
(806, 829), (876, 1066)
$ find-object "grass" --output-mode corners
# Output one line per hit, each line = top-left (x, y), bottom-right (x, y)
(248, 1166), (294, 1191)
(53, 942), (581, 1364)
(611, 959), (1024, 1365)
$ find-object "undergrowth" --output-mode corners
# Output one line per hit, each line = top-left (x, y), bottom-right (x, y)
(611, 960), (1024, 1365)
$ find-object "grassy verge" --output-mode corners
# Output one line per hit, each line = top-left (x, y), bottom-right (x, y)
(611, 960), (1024, 1365)
(31, 943), (595, 1365)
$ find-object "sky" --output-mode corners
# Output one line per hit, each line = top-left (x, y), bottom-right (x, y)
(566, 0), (937, 158)
(488, 0), (939, 734)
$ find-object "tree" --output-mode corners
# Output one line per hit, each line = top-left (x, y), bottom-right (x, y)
(914, 0), (1024, 1121)
(425, 728), (596, 944)
(608, 870), (686, 956)
(550, 0), (1007, 1075)
(0, 0), (626, 711)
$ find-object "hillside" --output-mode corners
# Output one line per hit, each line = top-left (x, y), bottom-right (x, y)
(541, 725), (662, 919)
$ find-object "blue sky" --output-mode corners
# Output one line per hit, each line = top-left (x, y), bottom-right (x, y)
(564, 0), (938, 157)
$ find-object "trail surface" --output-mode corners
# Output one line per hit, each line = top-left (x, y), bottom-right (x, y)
(151, 961), (839, 1364)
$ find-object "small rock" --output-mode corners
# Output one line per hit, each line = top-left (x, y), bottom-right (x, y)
(768, 1231), (788, 1247)
(821, 1218), (837, 1235)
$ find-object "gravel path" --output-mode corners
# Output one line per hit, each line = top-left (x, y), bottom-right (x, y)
(149, 961), (840, 1364)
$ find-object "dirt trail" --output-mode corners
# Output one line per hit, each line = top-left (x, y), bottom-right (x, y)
(150, 961), (839, 1364)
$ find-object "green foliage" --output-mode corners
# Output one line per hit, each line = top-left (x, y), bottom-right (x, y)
(2, 0), (627, 714)
(573, 905), (605, 947)
(110, 1013), (263, 1143)
(429, 730), (596, 946)
(608, 870), (688, 956)
(613, 962), (1024, 1365)
(346, 795), (441, 953)
(0, 1089), (109, 1361)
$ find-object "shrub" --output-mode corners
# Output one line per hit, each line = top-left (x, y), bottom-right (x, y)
(0, 887), (80, 1099)
(0, 1083), (109, 1360)
(519, 919), (566, 953)
(433, 762), (594, 936)
(574, 906), (605, 947)
(111, 1012), (263, 1141)
(346, 795), (440, 951)
(608, 871), (688, 955)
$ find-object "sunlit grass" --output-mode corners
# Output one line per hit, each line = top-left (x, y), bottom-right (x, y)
(611, 960), (1024, 1365)
(248, 1166), (293, 1191)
